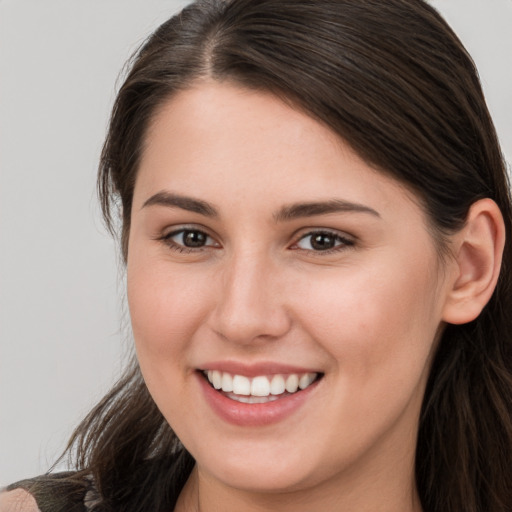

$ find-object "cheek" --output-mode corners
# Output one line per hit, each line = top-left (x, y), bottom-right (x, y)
(126, 256), (216, 426)
(286, 256), (442, 461)
(126, 256), (209, 363)
(293, 255), (442, 382)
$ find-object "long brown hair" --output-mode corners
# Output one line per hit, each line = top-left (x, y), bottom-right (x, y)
(62, 1), (512, 510)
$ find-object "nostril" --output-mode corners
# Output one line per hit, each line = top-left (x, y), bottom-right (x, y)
(209, 307), (293, 346)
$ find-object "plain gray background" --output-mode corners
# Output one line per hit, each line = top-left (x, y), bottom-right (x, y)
(1, 0), (511, 486)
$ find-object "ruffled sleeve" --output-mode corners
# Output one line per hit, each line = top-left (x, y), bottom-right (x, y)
(6, 472), (98, 512)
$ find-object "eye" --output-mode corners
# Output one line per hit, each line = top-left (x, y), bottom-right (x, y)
(294, 230), (354, 252)
(161, 228), (219, 252)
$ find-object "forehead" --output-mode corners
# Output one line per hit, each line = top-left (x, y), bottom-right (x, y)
(136, 81), (422, 223)
(142, 81), (347, 173)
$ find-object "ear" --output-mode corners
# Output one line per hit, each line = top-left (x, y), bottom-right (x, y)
(442, 198), (505, 325)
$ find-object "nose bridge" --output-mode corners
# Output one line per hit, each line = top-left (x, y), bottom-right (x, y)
(211, 247), (290, 344)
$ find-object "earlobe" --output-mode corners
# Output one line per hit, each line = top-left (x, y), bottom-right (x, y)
(442, 198), (505, 325)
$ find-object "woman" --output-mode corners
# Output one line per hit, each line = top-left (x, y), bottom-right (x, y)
(3, 0), (511, 511)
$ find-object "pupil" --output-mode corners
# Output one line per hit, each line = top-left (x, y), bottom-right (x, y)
(311, 233), (335, 250)
(184, 231), (206, 247)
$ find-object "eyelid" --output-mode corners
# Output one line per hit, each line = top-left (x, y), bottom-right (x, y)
(290, 228), (356, 253)
(157, 224), (221, 252)
(155, 224), (355, 255)
(292, 226), (355, 241)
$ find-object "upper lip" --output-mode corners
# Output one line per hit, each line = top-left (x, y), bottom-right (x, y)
(198, 361), (322, 377)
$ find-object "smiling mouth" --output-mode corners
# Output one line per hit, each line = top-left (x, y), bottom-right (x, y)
(201, 370), (323, 404)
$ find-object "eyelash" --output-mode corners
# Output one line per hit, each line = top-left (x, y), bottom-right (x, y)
(158, 227), (217, 254)
(292, 230), (355, 255)
(158, 228), (355, 255)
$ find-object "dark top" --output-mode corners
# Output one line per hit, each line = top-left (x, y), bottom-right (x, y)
(5, 452), (195, 512)
(6, 472), (101, 512)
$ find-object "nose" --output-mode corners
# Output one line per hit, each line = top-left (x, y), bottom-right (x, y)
(208, 251), (292, 345)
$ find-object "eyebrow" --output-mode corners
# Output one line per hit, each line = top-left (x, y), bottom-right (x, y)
(142, 191), (219, 218)
(273, 199), (380, 222)
(141, 191), (380, 221)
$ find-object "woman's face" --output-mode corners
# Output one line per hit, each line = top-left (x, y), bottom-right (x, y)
(127, 82), (455, 496)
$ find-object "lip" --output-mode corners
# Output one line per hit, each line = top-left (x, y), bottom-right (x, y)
(196, 366), (321, 427)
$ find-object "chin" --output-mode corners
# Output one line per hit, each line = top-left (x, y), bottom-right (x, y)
(189, 437), (329, 494)
(206, 460), (314, 494)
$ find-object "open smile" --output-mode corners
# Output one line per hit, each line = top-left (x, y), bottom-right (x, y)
(197, 367), (323, 425)
(203, 369), (319, 403)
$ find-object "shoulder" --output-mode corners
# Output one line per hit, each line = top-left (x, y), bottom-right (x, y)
(2, 473), (95, 512)
(0, 488), (40, 512)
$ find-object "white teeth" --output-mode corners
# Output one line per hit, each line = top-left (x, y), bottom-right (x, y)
(299, 373), (316, 390)
(251, 376), (270, 397)
(227, 393), (282, 404)
(204, 370), (318, 399)
(285, 374), (299, 393)
(221, 372), (233, 392)
(232, 375), (251, 395)
(212, 370), (222, 390)
(270, 374), (286, 395)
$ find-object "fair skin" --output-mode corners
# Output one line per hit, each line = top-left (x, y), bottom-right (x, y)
(2, 82), (503, 512)
(0, 489), (39, 512)
(125, 81), (504, 512)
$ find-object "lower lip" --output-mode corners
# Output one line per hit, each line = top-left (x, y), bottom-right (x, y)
(197, 372), (320, 427)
